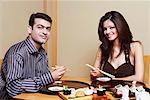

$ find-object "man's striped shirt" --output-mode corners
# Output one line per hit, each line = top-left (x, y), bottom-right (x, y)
(1, 37), (54, 97)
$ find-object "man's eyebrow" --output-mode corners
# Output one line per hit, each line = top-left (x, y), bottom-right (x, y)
(37, 24), (51, 28)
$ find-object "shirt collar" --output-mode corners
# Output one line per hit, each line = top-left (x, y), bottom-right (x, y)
(24, 37), (40, 54)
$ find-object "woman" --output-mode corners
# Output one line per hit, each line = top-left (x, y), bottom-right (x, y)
(90, 11), (144, 82)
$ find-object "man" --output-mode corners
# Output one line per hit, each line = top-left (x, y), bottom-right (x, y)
(0, 12), (66, 99)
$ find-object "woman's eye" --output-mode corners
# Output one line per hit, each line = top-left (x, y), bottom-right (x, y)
(103, 28), (107, 31)
(110, 27), (115, 29)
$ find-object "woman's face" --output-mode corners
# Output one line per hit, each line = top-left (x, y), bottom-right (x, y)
(103, 19), (118, 41)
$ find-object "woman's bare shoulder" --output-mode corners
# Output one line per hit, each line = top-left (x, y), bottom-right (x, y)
(130, 41), (143, 54)
(130, 41), (143, 48)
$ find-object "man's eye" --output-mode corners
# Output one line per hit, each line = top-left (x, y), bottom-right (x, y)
(46, 27), (51, 31)
(37, 26), (43, 29)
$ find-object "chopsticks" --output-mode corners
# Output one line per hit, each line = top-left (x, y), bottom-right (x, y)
(86, 64), (115, 78)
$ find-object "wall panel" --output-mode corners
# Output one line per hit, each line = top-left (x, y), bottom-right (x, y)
(57, 0), (150, 77)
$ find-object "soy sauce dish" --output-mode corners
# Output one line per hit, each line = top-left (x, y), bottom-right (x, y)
(48, 86), (64, 91)
(48, 86), (63, 94)
(96, 77), (111, 82)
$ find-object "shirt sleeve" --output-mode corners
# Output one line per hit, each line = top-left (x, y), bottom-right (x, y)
(0, 72), (6, 98)
(6, 54), (54, 97)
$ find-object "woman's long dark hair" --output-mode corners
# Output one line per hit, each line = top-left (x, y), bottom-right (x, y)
(98, 11), (133, 66)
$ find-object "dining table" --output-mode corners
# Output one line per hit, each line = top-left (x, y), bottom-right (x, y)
(13, 76), (91, 100)
(13, 76), (150, 100)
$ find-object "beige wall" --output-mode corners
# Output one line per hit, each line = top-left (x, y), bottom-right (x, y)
(57, 0), (150, 78)
(0, 0), (150, 78)
(0, 0), (42, 58)
(0, 0), (51, 58)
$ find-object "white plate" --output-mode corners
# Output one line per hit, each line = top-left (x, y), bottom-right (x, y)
(96, 77), (111, 82)
(48, 86), (63, 91)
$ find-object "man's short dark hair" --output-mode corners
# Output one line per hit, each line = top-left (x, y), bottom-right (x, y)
(29, 12), (52, 28)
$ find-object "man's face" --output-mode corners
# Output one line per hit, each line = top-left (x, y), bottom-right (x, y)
(28, 18), (51, 45)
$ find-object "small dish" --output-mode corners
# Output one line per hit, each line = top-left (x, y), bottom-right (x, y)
(48, 86), (63, 92)
(96, 77), (111, 82)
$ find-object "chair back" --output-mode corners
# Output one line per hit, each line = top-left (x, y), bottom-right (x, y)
(143, 55), (150, 87)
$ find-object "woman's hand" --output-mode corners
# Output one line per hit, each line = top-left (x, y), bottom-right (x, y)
(90, 68), (101, 78)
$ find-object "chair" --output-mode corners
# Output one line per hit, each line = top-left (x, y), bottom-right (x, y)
(143, 55), (150, 87)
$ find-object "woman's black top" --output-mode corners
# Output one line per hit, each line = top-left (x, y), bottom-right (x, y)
(103, 50), (135, 78)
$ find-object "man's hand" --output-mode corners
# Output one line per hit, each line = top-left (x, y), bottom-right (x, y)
(52, 66), (66, 81)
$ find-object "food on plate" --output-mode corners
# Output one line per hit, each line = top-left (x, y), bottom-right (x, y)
(63, 85), (71, 95)
(105, 91), (114, 100)
(63, 89), (71, 95)
(84, 88), (93, 95)
(96, 85), (106, 96)
(97, 88), (106, 96)
(115, 84), (123, 95)
(75, 89), (85, 97)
